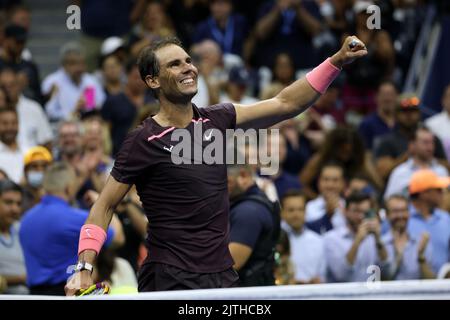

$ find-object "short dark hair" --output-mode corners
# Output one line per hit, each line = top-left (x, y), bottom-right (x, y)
(385, 194), (409, 212)
(137, 36), (183, 81)
(345, 191), (371, 209)
(280, 190), (306, 207)
(409, 124), (432, 143)
(0, 179), (22, 196)
(320, 161), (344, 177)
(377, 80), (399, 94)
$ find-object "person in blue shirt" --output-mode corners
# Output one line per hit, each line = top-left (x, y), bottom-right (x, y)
(407, 169), (450, 274)
(382, 194), (434, 280)
(19, 162), (124, 295)
(192, 0), (248, 56)
(358, 80), (398, 150)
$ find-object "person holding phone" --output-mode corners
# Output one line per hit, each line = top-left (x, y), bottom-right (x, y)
(42, 42), (106, 122)
(324, 192), (388, 282)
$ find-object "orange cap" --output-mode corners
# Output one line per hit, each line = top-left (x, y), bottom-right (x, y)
(409, 169), (450, 194)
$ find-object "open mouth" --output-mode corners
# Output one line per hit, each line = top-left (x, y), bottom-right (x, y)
(179, 77), (195, 86)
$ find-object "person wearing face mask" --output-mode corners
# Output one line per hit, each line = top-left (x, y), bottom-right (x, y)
(19, 162), (125, 295)
(21, 146), (53, 212)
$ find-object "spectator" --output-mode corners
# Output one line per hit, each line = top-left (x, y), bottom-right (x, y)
(128, 0), (176, 58)
(0, 23), (42, 103)
(0, 68), (53, 148)
(358, 80), (398, 150)
(166, 0), (210, 49)
(0, 108), (28, 183)
(384, 126), (448, 199)
(193, 0), (248, 56)
(21, 146), (52, 212)
(374, 93), (448, 181)
(76, 0), (146, 71)
(341, 0), (395, 117)
(264, 133), (302, 199)
(278, 118), (313, 176)
(99, 54), (125, 97)
(300, 126), (382, 199)
(99, 36), (128, 65)
(0, 179), (27, 294)
(281, 190), (326, 284)
(311, 81), (345, 127)
(425, 84), (450, 158)
(55, 120), (83, 166)
(42, 42), (106, 122)
(227, 163), (280, 286)
(219, 65), (258, 104)
(19, 162), (124, 295)
(190, 40), (226, 107)
(101, 59), (154, 156)
(407, 169), (450, 274)
(75, 117), (114, 209)
(324, 192), (388, 283)
(260, 52), (295, 100)
(304, 163), (346, 234)
(7, 5), (31, 31)
(382, 194), (434, 280)
(252, 0), (323, 70)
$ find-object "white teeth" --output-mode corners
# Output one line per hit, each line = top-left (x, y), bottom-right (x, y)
(181, 78), (194, 84)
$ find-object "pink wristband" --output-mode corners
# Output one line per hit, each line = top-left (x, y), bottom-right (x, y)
(305, 58), (341, 94)
(78, 224), (107, 256)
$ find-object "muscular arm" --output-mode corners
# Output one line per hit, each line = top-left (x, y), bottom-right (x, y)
(78, 175), (132, 264)
(235, 36), (367, 129)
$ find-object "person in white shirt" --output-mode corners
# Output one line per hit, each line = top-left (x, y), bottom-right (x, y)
(0, 68), (53, 148)
(281, 190), (326, 284)
(384, 126), (449, 200)
(41, 42), (106, 121)
(425, 84), (450, 159)
(0, 109), (31, 184)
(305, 163), (346, 233)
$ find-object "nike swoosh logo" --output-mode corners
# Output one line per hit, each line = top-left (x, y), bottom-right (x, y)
(163, 145), (174, 152)
(204, 130), (213, 141)
(85, 228), (93, 238)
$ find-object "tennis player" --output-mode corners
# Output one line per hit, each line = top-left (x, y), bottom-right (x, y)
(65, 36), (367, 294)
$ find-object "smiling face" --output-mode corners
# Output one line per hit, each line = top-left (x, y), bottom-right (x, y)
(281, 195), (306, 232)
(0, 190), (22, 230)
(386, 197), (409, 233)
(149, 44), (199, 104)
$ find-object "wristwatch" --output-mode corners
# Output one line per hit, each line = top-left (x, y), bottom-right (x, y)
(75, 261), (94, 274)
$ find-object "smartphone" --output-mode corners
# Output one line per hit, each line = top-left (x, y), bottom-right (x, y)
(365, 209), (377, 220)
(83, 87), (96, 111)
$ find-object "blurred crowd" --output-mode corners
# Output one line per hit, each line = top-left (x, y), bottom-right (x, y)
(1, 0), (450, 295)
